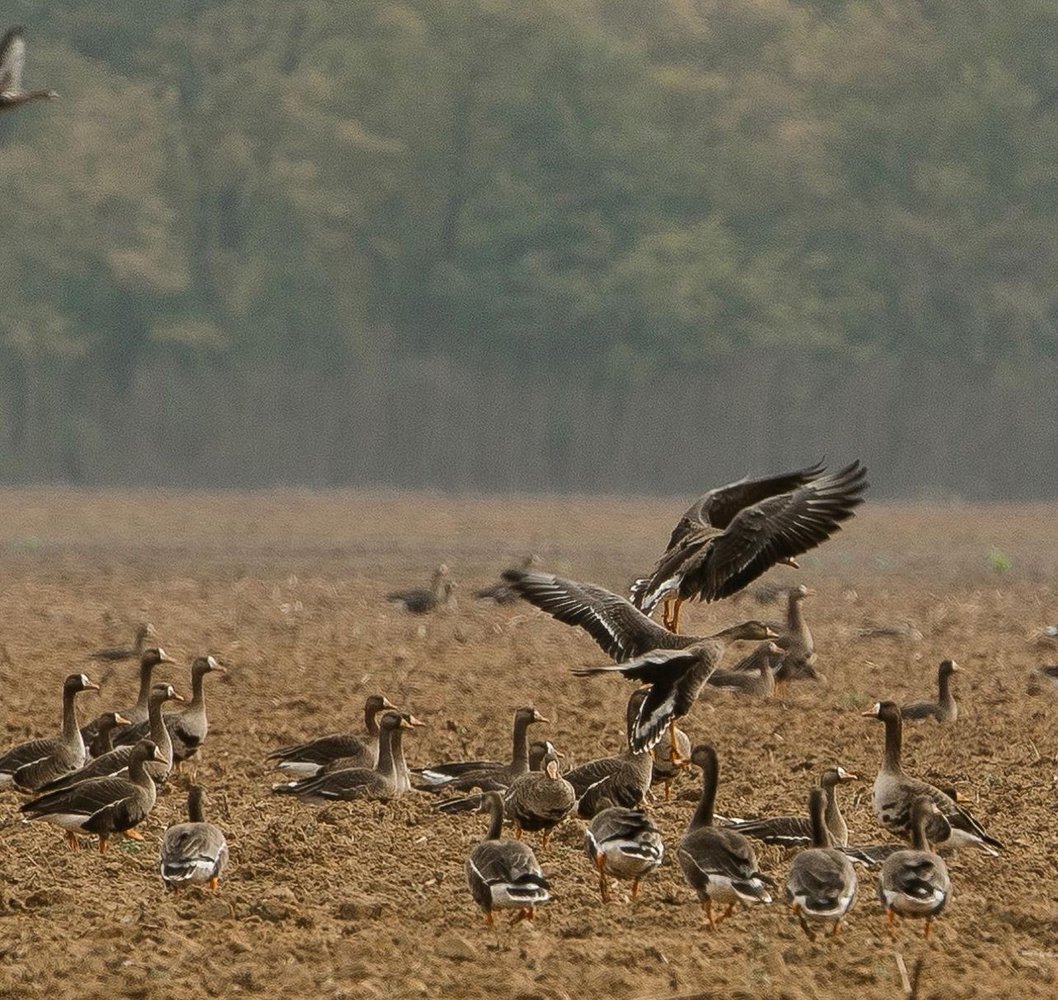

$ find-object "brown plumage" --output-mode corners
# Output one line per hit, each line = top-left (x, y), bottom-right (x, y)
(901, 660), (960, 723)
(81, 647), (175, 753)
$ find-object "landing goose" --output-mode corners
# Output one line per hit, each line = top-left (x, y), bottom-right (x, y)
(91, 623), (154, 662)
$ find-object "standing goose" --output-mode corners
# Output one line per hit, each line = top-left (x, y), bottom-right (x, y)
(91, 623), (154, 662)
(901, 660), (960, 723)
(767, 585), (817, 681)
(502, 750), (576, 849)
(0, 28), (58, 113)
(573, 621), (778, 755)
(432, 741), (563, 816)
(20, 739), (167, 852)
(0, 674), (99, 791)
(266, 694), (397, 777)
(386, 565), (458, 614)
(785, 787), (858, 940)
(270, 711), (416, 803)
(157, 656), (226, 768)
(707, 642), (783, 699)
(160, 786), (229, 892)
(677, 744), (773, 929)
(877, 796), (952, 938)
(585, 804), (664, 903)
(466, 791), (550, 926)
(632, 462), (867, 633)
(38, 684), (183, 792)
(863, 701), (1003, 853)
(728, 767), (859, 848)
(412, 707), (547, 793)
(84, 711), (132, 757)
(81, 646), (175, 753)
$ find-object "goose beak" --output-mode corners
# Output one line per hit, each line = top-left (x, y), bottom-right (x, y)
(803, 588), (817, 597)
(950, 662), (962, 672)
(533, 713), (550, 724)
(406, 715), (426, 728)
(114, 713), (132, 726)
(381, 696), (398, 710)
(843, 771), (860, 781)
(781, 557), (800, 569)
(159, 652), (176, 664)
(152, 746), (167, 763)
(860, 709), (877, 717)
(765, 627), (781, 640)
(85, 680), (101, 691)
(171, 691), (186, 702)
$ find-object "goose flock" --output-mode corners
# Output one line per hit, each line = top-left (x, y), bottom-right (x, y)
(4, 456), (1004, 944)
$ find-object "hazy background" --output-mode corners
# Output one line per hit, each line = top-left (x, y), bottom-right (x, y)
(2, 1), (1057, 498)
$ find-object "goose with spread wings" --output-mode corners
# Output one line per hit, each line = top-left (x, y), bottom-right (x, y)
(0, 28), (57, 113)
(630, 461), (867, 632)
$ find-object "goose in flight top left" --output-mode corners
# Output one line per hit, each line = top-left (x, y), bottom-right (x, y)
(1, 27), (58, 114)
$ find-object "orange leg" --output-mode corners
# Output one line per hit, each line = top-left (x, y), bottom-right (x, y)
(667, 721), (685, 764)
(791, 902), (816, 942)
(510, 908), (532, 926)
(830, 920), (842, 938)
(65, 831), (79, 851)
(540, 829), (550, 851)
(663, 780), (672, 802)
(485, 911), (495, 927)
(924, 917), (934, 940)
(668, 597), (685, 634)
(595, 854), (609, 903)
(715, 902), (735, 925)
(124, 828), (145, 841)
(631, 878), (641, 901)
(702, 898), (717, 931)
(513, 825), (523, 841)
(209, 877), (219, 892)
(661, 597), (673, 629)
(98, 836), (109, 854)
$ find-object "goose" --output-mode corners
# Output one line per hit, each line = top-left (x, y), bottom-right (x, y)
(37, 683), (183, 792)
(0, 674), (98, 791)
(270, 711), (416, 803)
(266, 694), (397, 777)
(432, 741), (563, 815)
(387, 565), (457, 614)
(707, 642), (783, 699)
(317, 712), (425, 795)
(1028, 664), (1058, 695)
(81, 647), (175, 753)
(901, 660), (960, 723)
(877, 796), (952, 939)
(465, 791), (550, 926)
(863, 701), (1003, 853)
(622, 690), (689, 801)
(502, 750), (576, 849)
(91, 623), (154, 662)
(85, 711), (131, 757)
(785, 787), (858, 940)
(0, 28), (58, 113)
(20, 739), (166, 852)
(573, 621), (778, 755)
(727, 767), (859, 848)
(677, 744), (773, 929)
(413, 706), (547, 793)
(585, 803), (664, 903)
(474, 554), (541, 604)
(160, 786), (229, 892)
(630, 461), (867, 632)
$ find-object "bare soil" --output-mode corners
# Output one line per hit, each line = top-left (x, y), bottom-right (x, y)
(1, 490), (1057, 999)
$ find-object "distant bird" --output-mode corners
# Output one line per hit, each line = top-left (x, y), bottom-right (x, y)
(160, 786), (229, 892)
(677, 744), (773, 929)
(573, 621), (778, 755)
(863, 701), (1003, 853)
(585, 804), (664, 903)
(707, 642), (783, 699)
(1028, 664), (1058, 695)
(630, 461), (867, 632)
(877, 796), (951, 939)
(474, 554), (541, 604)
(466, 791), (550, 926)
(901, 659), (960, 723)
(0, 28), (58, 114)
(386, 564), (458, 614)
(785, 787), (858, 941)
(91, 623), (155, 662)
(766, 585), (817, 685)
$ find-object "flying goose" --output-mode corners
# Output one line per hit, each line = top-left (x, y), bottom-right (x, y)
(81, 647), (175, 753)
(631, 461), (867, 632)
(573, 621), (778, 755)
(677, 744), (773, 929)
(160, 786), (229, 892)
(901, 660), (960, 723)
(20, 739), (166, 852)
(584, 804), (664, 903)
(785, 787), (858, 940)
(0, 28), (58, 113)
(465, 791), (550, 926)
(877, 796), (952, 938)
(266, 694), (397, 777)
(0, 673), (98, 791)
(863, 701), (1002, 853)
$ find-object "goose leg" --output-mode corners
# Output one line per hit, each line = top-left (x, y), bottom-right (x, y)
(513, 825), (523, 841)
(886, 907), (897, 940)
(663, 780), (671, 802)
(667, 722), (684, 764)
(923, 917), (934, 940)
(540, 829), (550, 851)
(668, 597), (685, 634)
(98, 836), (109, 854)
(791, 903), (816, 942)
(702, 898), (717, 931)
(124, 828), (145, 841)
(209, 877), (219, 892)
(715, 902), (735, 925)
(65, 831), (79, 851)
(830, 920), (842, 938)
(595, 855), (609, 904)
(631, 878), (641, 901)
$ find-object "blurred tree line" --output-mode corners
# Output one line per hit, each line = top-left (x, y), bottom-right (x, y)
(2, 1), (1057, 496)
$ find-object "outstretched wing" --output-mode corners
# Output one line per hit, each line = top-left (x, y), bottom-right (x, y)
(0, 28), (26, 92)
(572, 646), (703, 685)
(503, 569), (693, 660)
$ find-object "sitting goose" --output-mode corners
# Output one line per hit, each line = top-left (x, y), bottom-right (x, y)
(901, 659), (960, 723)
(785, 787), (858, 940)
(877, 796), (952, 938)
(0, 27), (58, 113)
(81, 647), (174, 754)
(466, 791), (550, 926)
(91, 622), (154, 662)
(387, 564), (457, 614)
(317, 712), (425, 795)
(727, 767), (859, 848)
(38, 684), (183, 792)
(419, 738), (557, 792)
(160, 786), (229, 892)
(271, 711), (416, 803)
(708, 642), (783, 699)
(502, 749), (576, 849)
(266, 694), (397, 777)
(20, 739), (166, 852)
(413, 706), (547, 793)
(0, 674), (99, 791)
(585, 803), (664, 903)
(677, 744), (773, 929)
(863, 701), (1003, 853)
(573, 621), (778, 755)
(767, 585), (817, 679)
(630, 462), (866, 632)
